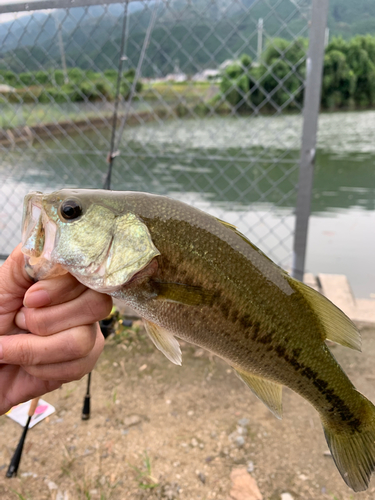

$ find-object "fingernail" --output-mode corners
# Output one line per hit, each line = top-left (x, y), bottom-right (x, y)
(24, 289), (51, 308)
(15, 310), (27, 330)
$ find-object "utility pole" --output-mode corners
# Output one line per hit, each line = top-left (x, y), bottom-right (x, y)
(257, 18), (263, 61)
(54, 14), (69, 84)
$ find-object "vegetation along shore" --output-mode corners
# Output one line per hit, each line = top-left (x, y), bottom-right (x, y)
(0, 34), (375, 137)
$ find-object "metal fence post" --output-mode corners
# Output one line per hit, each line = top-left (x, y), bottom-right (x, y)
(292, 0), (329, 281)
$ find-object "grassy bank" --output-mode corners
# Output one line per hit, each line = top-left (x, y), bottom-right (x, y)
(0, 81), (224, 132)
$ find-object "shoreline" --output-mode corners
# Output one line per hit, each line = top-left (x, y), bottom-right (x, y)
(0, 107), (172, 147)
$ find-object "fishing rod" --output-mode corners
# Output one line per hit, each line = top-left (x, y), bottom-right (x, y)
(81, 0), (129, 420)
(103, 0), (129, 191)
(81, 0), (159, 420)
(6, 398), (39, 478)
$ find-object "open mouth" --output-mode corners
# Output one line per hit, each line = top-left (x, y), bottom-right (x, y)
(21, 196), (67, 280)
(22, 200), (57, 263)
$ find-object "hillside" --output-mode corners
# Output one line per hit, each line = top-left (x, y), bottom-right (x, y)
(328, 0), (375, 38)
(0, 0), (375, 75)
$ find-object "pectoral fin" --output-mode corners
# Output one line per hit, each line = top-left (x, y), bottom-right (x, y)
(144, 320), (182, 366)
(152, 281), (215, 307)
(234, 368), (283, 419)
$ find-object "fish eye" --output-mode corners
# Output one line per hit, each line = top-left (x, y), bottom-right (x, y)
(60, 199), (83, 221)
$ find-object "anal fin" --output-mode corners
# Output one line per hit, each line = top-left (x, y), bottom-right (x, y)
(144, 320), (182, 366)
(234, 368), (283, 419)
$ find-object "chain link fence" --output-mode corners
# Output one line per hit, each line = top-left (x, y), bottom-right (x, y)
(0, 0), (314, 269)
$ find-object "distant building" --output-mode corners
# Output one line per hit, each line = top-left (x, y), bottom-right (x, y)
(0, 84), (16, 93)
(166, 73), (188, 82)
(192, 69), (221, 81)
(219, 59), (237, 70)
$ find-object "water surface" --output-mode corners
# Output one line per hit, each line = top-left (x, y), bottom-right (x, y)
(1, 110), (374, 298)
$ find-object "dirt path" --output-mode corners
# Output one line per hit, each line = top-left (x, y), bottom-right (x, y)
(1, 321), (375, 500)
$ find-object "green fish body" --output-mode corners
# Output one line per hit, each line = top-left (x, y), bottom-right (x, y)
(21, 189), (375, 492)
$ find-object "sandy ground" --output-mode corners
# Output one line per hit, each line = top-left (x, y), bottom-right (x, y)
(1, 321), (375, 500)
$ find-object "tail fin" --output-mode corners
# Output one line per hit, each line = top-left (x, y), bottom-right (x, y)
(323, 400), (375, 492)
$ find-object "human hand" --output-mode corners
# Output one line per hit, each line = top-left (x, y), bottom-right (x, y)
(0, 244), (112, 415)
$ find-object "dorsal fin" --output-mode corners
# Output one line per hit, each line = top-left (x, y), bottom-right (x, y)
(291, 279), (361, 351)
(234, 368), (283, 419)
(215, 217), (290, 274)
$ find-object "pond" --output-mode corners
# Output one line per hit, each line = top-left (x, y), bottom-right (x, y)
(0, 110), (374, 298)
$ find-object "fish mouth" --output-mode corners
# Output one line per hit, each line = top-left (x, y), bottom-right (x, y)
(21, 196), (67, 280)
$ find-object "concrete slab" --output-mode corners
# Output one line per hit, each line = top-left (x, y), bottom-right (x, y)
(303, 272), (320, 291)
(317, 273), (375, 324)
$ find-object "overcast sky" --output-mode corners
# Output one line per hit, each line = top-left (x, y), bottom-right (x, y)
(0, 1), (52, 23)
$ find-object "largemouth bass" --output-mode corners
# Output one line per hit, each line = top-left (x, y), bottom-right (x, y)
(21, 189), (375, 492)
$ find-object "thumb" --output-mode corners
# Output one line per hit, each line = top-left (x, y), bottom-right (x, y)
(0, 244), (33, 325)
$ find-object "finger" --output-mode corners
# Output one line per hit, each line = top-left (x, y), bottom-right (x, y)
(24, 273), (87, 308)
(0, 244), (33, 335)
(0, 323), (99, 366)
(15, 289), (112, 336)
(22, 324), (105, 381)
(0, 365), (62, 415)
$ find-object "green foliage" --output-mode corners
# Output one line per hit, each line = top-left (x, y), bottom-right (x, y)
(3, 70), (18, 87)
(104, 69), (118, 80)
(19, 72), (35, 86)
(34, 70), (50, 85)
(67, 67), (85, 83)
(221, 38), (306, 112)
(53, 70), (66, 86)
(322, 50), (355, 108)
(221, 35), (375, 112)
(322, 35), (375, 108)
(0, 66), (141, 104)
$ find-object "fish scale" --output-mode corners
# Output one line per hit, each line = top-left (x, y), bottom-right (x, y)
(21, 188), (375, 492)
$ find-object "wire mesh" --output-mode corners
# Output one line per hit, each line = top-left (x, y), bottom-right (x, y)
(0, 0), (312, 267)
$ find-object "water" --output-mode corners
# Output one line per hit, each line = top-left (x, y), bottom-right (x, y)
(308, 113), (375, 299)
(0, 110), (374, 298)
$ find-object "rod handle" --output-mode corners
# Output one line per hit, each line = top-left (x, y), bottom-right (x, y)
(81, 395), (90, 420)
(28, 398), (39, 417)
(6, 416), (31, 478)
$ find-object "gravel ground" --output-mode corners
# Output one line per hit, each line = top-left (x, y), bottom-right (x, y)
(1, 321), (375, 500)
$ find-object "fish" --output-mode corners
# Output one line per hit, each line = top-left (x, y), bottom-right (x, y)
(21, 188), (375, 492)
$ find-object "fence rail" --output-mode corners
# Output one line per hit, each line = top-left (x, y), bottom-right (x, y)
(0, 0), (324, 274)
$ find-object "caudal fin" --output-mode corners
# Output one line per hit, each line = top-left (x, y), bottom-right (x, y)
(323, 401), (375, 492)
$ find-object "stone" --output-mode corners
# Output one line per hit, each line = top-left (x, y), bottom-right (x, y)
(56, 490), (69, 500)
(237, 418), (250, 427)
(281, 494), (294, 500)
(229, 467), (262, 500)
(235, 436), (246, 448)
(123, 414), (142, 428)
(46, 481), (58, 491)
(197, 471), (206, 484)
(247, 461), (254, 473)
